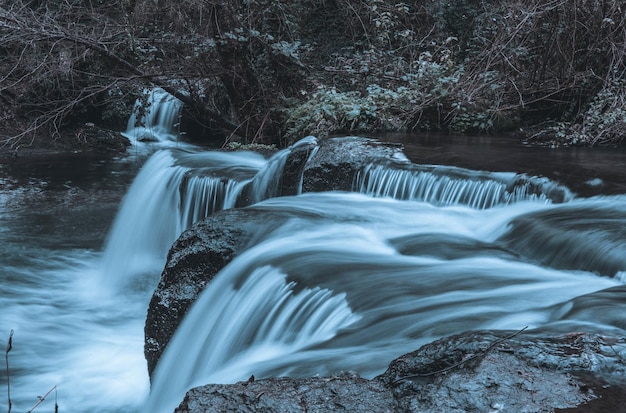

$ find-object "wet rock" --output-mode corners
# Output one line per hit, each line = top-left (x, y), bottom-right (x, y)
(174, 330), (626, 413)
(174, 372), (396, 413)
(379, 330), (626, 413)
(144, 204), (331, 377)
(144, 208), (291, 376)
(302, 136), (405, 192)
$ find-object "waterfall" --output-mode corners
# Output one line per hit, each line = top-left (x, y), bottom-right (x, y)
(144, 234), (361, 413)
(100, 138), (319, 290)
(122, 88), (184, 148)
(178, 173), (243, 229)
(100, 149), (265, 290)
(248, 135), (318, 202)
(6, 130), (626, 413)
(142, 193), (625, 413)
(355, 161), (574, 208)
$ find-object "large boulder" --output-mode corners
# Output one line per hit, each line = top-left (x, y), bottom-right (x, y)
(173, 330), (626, 413)
(144, 208), (294, 376)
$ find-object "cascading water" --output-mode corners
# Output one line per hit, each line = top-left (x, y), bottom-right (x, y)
(2, 128), (626, 413)
(355, 160), (574, 208)
(145, 261), (360, 412)
(122, 88), (189, 151)
(143, 193), (626, 413)
(99, 149), (260, 290)
(100, 137), (318, 291)
(248, 136), (318, 203)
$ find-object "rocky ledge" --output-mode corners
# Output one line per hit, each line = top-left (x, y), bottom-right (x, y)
(174, 330), (626, 412)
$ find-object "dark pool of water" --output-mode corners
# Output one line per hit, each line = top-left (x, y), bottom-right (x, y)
(379, 133), (626, 197)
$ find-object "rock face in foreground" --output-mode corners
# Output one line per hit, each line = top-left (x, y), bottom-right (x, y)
(174, 330), (626, 413)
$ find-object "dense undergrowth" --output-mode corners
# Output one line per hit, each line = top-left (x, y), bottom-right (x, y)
(0, 0), (624, 147)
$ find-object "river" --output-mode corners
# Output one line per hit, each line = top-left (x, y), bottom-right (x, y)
(1, 124), (626, 412)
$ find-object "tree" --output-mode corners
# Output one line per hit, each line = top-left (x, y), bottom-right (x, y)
(0, 0), (247, 147)
(1, 0), (625, 148)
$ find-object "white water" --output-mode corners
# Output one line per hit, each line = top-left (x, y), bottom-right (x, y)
(355, 161), (574, 208)
(99, 148), (265, 291)
(2, 112), (626, 413)
(0, 149), (626, 412)
(121, 88), (197, 154)
(144, 193), (626, 413)
(100, 136), (318, 292)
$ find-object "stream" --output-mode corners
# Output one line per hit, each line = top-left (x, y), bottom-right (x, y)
(1, 93), (626, 413)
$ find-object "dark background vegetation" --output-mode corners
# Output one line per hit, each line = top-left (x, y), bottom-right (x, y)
(1, 0), (624, 148)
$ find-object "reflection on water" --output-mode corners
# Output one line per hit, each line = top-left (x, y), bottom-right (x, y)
(380, 132), (626, 196)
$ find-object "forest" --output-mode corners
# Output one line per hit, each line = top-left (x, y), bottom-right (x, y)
(1, 0), (625, 149)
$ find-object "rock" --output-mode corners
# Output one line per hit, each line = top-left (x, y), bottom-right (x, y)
(174, 330), (626, 413)
(144, 208), (293, 376)
(301, 136), (405, 192)
(378, 330), (626, 413)
(174, 372), (396, 413)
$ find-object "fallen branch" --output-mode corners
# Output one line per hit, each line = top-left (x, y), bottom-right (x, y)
(26, 385), (56, 413)
(392, 326), (528, 385)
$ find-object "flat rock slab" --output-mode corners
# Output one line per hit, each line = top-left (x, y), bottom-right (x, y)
(174, 330), (626, 413)
(174, 372), (395, 413)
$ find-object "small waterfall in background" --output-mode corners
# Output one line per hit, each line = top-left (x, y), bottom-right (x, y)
(355, 161), (574, 208)
(122, 88), (187, 150)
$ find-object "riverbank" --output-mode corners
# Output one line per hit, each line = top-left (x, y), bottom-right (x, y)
(0, 124), (130, 163)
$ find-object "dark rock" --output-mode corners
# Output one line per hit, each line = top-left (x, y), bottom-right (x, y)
(379, 330), (626, 413)
(302, 136), (405, 192)
(174, 330), (626, 413)
(144, 208), (289, 376)
(174, 372), (396, 413)
(144, 206), (321, 377)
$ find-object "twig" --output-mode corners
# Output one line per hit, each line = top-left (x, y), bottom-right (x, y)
(27, 385), (56, 413)
(5, 330), (13, 413)
(392, 326), (528, 385)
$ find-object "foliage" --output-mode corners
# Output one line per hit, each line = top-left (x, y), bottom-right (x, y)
(1, 0), (625, 147)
